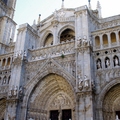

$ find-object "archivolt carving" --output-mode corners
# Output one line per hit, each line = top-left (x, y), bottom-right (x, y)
(26, 74), (75, 120)
(102, 84), (120, 120)
(49, 93), (72, 110)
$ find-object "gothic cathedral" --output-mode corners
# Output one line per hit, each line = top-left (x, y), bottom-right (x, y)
(0, 0), (120, 120)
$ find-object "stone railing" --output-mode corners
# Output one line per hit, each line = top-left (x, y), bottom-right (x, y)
(28, 40), (75, 61)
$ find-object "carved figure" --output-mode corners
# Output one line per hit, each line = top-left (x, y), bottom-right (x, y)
(114, 56), (119, 66)
(14, 86), (18, 96)
(105, 58), (110, 68)
(78, 75), (83, 90)
(8, 90), (12, 97)
(84, 75), (89, 88)
(97, 59), (102, 69)
(58, 105), (62, 120)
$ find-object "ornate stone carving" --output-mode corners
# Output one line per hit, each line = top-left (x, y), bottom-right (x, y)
(8, 86), (18, 98)
(50, 93), (71, 109)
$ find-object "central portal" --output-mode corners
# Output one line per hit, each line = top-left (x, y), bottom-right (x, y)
(50, 109), (72, 120)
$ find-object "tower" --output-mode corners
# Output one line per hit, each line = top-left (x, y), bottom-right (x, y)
(0, 0), (17, 54)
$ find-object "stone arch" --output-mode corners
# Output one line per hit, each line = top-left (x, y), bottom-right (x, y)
(44, 33), (53, 46)
(58, 25), (75, 43)
(41, 30), (53, 46)
(102, 34), (108, 47)
(22, 64), (76, 120)
(110, 32), (116, 44)
(26, 74), (76, 120)
(97, 79), (120, 120)
(95, 36), (100, 46)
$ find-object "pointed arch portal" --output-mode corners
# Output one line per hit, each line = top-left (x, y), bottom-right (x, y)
(102, 84), (120, 120)
(27, 74), (75, 120)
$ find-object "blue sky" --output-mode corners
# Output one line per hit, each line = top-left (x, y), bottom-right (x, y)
(14, 0), (120, 27)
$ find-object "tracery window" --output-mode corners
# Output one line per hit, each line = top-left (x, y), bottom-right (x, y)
(60, 29), (75, 43)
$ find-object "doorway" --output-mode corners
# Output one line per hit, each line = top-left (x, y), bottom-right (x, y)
(116, 111), (120, 119)
(50, 109), (72, 120)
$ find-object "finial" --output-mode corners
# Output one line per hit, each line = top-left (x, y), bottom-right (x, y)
(33, 20), (36, 25)
(88, 0), (91, 10)
(37, 14), (41, 24)
(97, 1), (102, 18)
(61, 0), (64, 8)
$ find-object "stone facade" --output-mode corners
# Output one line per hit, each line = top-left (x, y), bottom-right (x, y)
(0, 0), (120, 120)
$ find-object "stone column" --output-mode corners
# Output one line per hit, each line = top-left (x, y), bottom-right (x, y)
(107, 33), (111, 47)
(115, 31), (119, 45)
(100, 34), (103, 49)
(52, 19), (58, 45)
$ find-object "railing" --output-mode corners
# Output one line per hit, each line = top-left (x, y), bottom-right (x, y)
(28, 40), (75, 61)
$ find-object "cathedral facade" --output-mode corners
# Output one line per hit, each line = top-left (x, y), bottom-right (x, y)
(0, 0), (120, 120)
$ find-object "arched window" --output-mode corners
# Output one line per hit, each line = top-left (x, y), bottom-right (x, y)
(95, 36), (100, 49)
(111, 32), (116, 45)
(44, 33), (53, 46)
(96, 58), (102, 69)
(2, 59), (6, 66)
(60, 29), (75, 43)
(113, 55), (119, 67)
(103, 34), (108, 47)
(7, 57), (11, 66)
(105, 57), (110, 68)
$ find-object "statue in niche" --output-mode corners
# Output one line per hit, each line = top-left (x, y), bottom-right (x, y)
(105, 58), (110, 68)
(114, 56), (119, 66)
(58, 105), (62, 120)
(78, 74), (83, 90)
(13, 86), (18, 96)
(84, 75), (89, 88)
(97, 59), (102, 69)
(3, 77), (6, 84)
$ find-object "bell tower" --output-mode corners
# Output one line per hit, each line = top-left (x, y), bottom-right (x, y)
(0, 0), (17, 54)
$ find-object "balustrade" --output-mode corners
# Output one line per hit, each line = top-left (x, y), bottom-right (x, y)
(29, 40), (75, 61)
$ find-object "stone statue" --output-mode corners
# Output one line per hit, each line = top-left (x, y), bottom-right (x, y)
(114, 56), (119, 66)
(84, 75), (89, 88)
(78, 75), (83, 90)
(58, 105), (62, 120)
(14, 86), (18, 96)
(105, 58), (110, 68)
(97, 59), (101, 69)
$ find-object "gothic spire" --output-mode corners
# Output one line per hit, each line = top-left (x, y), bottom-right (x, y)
(88, 0), (92, 10)
(61, 0), (64, 8)
(37, 14), (41, 24)
(97, 1), (102, 18)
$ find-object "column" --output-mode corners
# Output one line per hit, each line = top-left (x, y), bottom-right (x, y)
(115, 31), (119, 45)
(100, 34), (103, 49)
(107, 33), (111, 47)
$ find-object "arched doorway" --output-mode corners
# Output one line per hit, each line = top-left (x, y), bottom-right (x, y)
(27, 74), (75, 120)
(102, 84), (120, 120)
(0, 98), (7, 120)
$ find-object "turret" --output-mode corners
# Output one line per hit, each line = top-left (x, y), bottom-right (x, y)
(97, 1), (102, 18)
